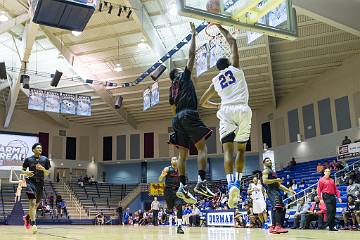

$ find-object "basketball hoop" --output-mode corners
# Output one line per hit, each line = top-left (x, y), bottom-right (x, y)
(9, 168), (27, 202)
(9, 167), (26, 184)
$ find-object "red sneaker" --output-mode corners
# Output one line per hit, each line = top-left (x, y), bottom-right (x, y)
(23, 214), (30, 230)
(275, 225), (288, 233)
(269, 226), (280, 234)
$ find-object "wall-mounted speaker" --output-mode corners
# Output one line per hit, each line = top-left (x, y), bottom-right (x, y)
(21, 75), (30, 89)
(151, 64), (166, 81)
(0, 62), (7, 80)
(115, 96), (123, 109)
(51, 70), (63, 87)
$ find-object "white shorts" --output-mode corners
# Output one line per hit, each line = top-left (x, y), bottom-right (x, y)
(217, 104), (252, 142)
(252, 198), (267, 214)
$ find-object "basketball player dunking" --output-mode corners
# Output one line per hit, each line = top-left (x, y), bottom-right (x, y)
(22, 143), (51, 234)
(158, 157), (185, 234)
(168, 22), (214, 203)
(200, 25), (251, 209)
(262, 157), (295, 234)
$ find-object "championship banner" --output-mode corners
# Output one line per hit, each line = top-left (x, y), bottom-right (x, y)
(151, 82), (160, 107)
(44, 90), (61, 113)
(76, 95), (92, 116)
(206, 210), (235, 227)
(143, 88), (151, 111)
(149, 182), (164, 196)
(28, 88), (45, 111)
(61, 93), (77, 115)
(337, 142), (360, 159)
(196, 43), (208, 77)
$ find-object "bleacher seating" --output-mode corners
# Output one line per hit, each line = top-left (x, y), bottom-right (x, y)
(69, 181), (138, 217)
(0, 181), (61, 221)
(277, 157), (360, 226)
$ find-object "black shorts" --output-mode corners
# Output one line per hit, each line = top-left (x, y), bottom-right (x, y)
(25, 179), (44, 203)
(164, 187), (183, 210)
(169, 110), (212, 149)
(267, 189), (284, 209)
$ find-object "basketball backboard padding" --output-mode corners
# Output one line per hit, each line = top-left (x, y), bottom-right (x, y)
(177, 0), (298, 40)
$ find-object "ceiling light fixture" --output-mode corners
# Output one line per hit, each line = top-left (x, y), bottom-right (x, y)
(114, 39), (122, 72)
(169, 3), (178, 16)
(0, 11), (8, 22)
(138, 38), (148, 49)
(297, 133), (302, 143)
(114, 63), (122, 72)
(72, 31), (82, 37)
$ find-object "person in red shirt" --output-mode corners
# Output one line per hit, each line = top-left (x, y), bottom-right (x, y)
(317, 168), (342, 231)
(305, 196), (327, 229)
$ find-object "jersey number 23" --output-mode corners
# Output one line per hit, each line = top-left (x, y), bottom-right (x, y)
(219, 70), (236, 89)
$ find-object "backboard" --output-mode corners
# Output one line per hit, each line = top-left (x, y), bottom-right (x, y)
(176, 0), (298, 40)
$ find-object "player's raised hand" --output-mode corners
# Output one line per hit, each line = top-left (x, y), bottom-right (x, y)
(24, 171), (34, 177)
(190, 22), (196, 34)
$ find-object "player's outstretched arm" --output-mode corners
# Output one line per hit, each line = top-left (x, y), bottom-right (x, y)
(158, 167), (169, 182)
(279, 184), (296, 195)
(187, 22), (197, 71)
(200, 84), (220, 109)
(216, 25), (239, 68)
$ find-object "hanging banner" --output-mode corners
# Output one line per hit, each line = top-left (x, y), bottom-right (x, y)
(28, 88), (45, 111)
(143, 88), (151, 111)
(337, 142), (360, 159)
(44, 91), (61, 113)
(76, 95), (92, 116)
(60, 93), (77, 115)
(196, 43), (208, 77)
(151, 82), (160, 107)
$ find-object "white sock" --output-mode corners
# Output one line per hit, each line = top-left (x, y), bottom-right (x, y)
(226, 174), (234, 184)
(177, 218), (182, 226)
(235, 172), (243, 182)
(197, 175), (202, 183)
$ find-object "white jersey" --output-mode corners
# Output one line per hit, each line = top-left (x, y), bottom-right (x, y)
(249, 183), (265, 199)
(212, 65), (249, 106)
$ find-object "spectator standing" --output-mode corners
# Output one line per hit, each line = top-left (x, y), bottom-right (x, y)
(116, 206), (123, 224)
(317, 168), (342, 231)
(342, 136), (352, 145)
(151, 197), (160, 226)
(123, 208), (130, 225)
(289, 157), (297, 171)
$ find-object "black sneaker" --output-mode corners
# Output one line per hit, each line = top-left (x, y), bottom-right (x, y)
(176, 183), (197, 204)
(329, 228), (338, 231)
(177, 226), (184, 234)
(194, 180), (215, 197)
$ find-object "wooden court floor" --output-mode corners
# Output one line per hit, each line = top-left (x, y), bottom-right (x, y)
(0, 225), (359, 240)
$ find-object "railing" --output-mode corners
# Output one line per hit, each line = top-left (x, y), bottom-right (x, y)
(334, 158), (360, 183)
(63, 181), (85, 219)
(284, 157), (360, 206)
(283, 183), (317, 206)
